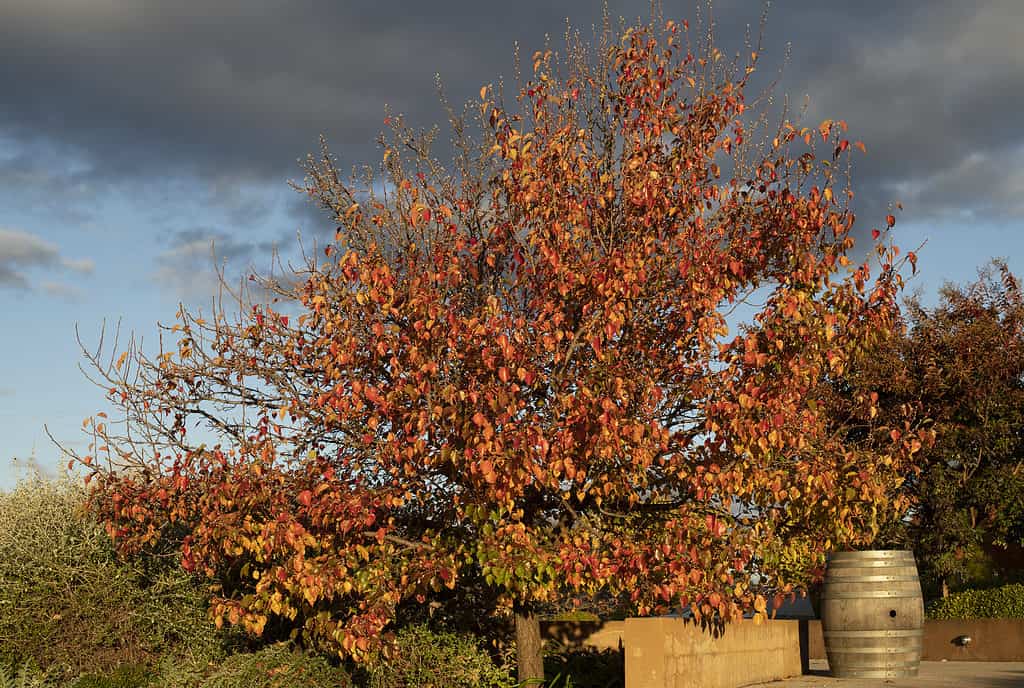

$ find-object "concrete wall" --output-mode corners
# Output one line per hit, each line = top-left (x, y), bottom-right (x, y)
(803, 618), (1024, 662)
(624, 618), (802, 688)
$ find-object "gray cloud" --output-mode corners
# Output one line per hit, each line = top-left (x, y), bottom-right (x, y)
(0, 0), (1021, 233)
(153, 226), (283, 300)
(0, 227), (94, 293)
(775, 0), (1024, 224)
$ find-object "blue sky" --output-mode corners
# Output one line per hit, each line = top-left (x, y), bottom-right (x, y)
(2, 0), (1022, 488)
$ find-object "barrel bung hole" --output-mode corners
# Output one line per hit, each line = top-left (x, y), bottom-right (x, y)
(889, 609), (897, 618)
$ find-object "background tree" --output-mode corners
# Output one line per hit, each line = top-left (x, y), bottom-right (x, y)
(846, 260), (1024, 598)
(68, 12), (925, 683)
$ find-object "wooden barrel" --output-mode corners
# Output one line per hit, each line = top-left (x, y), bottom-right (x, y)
(820, 550), (924, 679)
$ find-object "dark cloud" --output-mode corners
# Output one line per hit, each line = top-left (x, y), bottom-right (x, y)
(0, 227), (93, 293)
(0, 0), (1021, 230)
(771, 0), (1024, 224)
(0, 0), (625, 179)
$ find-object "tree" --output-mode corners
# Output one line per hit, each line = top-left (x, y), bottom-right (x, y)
(846, 261), (1024, 597)
(69, 12), (925, 683)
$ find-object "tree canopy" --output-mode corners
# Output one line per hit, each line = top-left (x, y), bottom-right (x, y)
(848, 261), (1024, 596)
(70, 13), (926, 682)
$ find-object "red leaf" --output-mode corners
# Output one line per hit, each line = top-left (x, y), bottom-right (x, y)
(871, 229), (880, 240)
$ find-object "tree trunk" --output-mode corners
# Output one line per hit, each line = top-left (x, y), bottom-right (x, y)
(515, 603), (544, 685)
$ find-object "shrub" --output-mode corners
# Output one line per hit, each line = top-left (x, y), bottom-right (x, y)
(0, 661), (57, 688)
(195, 644), (352, 688)
(365, 625), (514, 688)
(926, 583), (1024, 619)
(70, 664), (149, 688)
(549, 611), (601, 623)
(146, 654), (216, 688)
(0, 477), (230, 678)
(543, 643), (624, 688)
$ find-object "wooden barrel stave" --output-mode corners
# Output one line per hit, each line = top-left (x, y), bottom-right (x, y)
(820, 550), (924, 679)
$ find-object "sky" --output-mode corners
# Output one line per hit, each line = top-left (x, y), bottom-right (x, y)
(2, 0), (1022, 488)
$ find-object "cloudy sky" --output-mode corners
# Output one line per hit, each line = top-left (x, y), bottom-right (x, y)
(2, 0), (1022, 487)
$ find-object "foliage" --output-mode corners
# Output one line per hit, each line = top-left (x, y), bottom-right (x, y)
(925, 583), (1024, 620)
(71, 664), (148, 688)
(73, 7), (922, 678)
(0, 661), (56, 688)
(543, 645), (623, 688)
(364, 624), (514, 688)
(196, 644), (352, 688)
(549, 611), (601, 622)
(146, 654), (217, 688)
(0, 478), (229, 679)
(844, 261), (1024, 596)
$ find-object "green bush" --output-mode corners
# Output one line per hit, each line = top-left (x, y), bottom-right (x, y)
(926, 583), (1024, 619)
(70, 664), (149, 688)
(190, 644), (351, 688)
(0, 477), (230, 679)
(366, 624), (514, 688)
(146, 654), (215, 688)
(543, 644), (623, 688)
(0, 660), (57, 688)
(549, 611), (601, 623)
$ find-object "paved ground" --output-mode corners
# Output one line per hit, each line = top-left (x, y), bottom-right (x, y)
(752, 660), (1024, 688)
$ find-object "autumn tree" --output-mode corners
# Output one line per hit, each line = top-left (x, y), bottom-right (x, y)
(844, 261), (1024, 598)
(70, 12), (926, 683)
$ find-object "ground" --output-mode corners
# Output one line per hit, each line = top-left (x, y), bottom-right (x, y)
(752, 660), (1024, 688)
